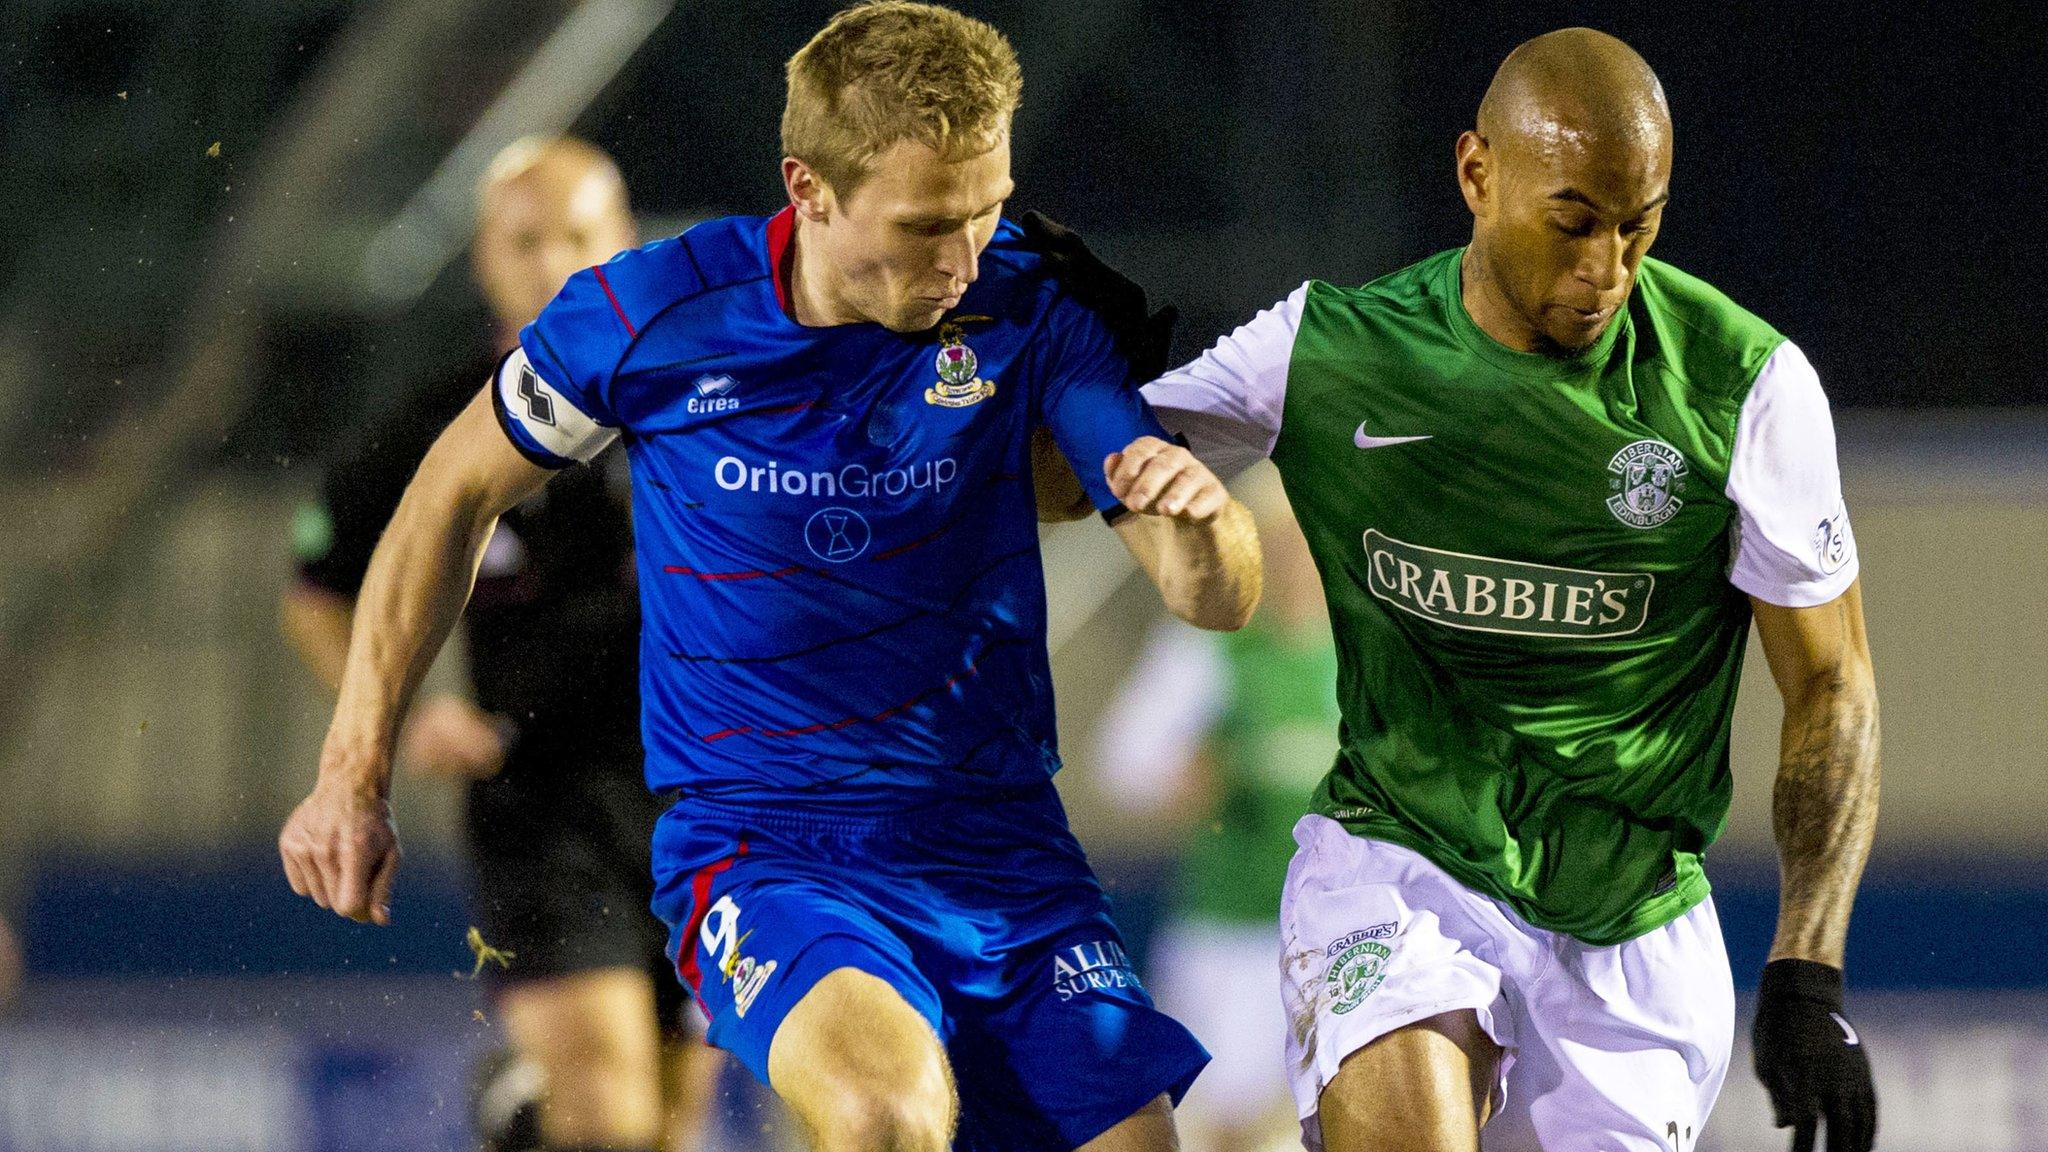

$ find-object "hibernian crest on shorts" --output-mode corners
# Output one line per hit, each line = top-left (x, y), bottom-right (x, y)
(1324, 924), (1395, 1015)
(926, 319), (997, 408)
(1605, 439), (1689, 529)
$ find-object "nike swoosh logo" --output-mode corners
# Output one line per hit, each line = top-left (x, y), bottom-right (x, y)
(1354, 422), (1433, 450)
(1830, 1011), (1860, 1046)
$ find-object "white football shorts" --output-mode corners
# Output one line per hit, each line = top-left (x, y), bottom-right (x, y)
(1280, 814), (1736, 1151)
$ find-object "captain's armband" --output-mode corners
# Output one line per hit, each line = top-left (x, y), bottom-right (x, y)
(490, 346), (619, 468)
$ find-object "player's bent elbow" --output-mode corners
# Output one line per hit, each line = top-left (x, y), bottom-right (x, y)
(1171, 586), (1259, 632)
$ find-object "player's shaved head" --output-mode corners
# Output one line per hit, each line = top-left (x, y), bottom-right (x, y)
(1455, 30), (1673, 355)
(471, 136), (636, 335)
(1476, 28), (1670, 173)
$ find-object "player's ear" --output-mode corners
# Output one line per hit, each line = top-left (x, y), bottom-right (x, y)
(1456, 130), (1491, 219)
(783, 157), (832, 223)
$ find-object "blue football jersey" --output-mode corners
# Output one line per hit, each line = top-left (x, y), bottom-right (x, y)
(491, 209), (1169, 808)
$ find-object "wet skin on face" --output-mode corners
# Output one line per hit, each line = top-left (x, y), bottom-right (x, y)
(1456, 28), (1673, 355)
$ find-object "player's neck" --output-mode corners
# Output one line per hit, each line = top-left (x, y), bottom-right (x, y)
(787, 217), (867, 328)
(1458, 240), (1546, 354)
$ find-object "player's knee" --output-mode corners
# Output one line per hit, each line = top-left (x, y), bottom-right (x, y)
(796, 1042), (954, 1152)
(807, 1082), (953, 1152)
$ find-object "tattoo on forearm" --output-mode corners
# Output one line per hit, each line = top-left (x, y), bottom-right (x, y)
(1771, 622), (1881, 966)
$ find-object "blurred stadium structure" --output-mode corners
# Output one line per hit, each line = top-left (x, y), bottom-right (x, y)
(0, 1), (2043, 1149)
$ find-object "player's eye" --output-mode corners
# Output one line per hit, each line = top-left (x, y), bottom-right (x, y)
(1551, 216), (1595, 238)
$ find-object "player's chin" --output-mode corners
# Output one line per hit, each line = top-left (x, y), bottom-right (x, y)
(1543, 306), (1618, 350)
(885, 301), (951, 333)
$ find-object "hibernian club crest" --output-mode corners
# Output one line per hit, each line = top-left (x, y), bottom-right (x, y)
(1324, 927), (1395, 1015)
(1606, 439), (1689, 529)
(926, 320), (996, 408)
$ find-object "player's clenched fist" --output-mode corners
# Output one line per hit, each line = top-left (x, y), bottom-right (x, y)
(1106, 436), (1228, 522)
(279, 772), (402, 925)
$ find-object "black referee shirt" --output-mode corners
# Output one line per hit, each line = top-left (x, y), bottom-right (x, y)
(293, 353), (642, 768)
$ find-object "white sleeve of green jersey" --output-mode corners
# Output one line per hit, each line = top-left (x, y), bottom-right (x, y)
(1140, 282), (1307, 477)
(1724, 340), (1859, 607)
(1092, 618), (1230, 817)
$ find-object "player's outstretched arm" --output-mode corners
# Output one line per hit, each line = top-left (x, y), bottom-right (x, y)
(1750, 578), (1881, 1152)
(278, 387), (554, 925)
(1107, 436), (1260, 631)
(1754, 578), (1880, 965)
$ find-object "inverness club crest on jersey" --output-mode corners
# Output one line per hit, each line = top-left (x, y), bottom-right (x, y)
(926, 318), (997, 408)
(1606, 439), (1689, 529)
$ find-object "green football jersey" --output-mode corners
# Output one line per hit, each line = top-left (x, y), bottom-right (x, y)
(1143, 249), (1858, 945)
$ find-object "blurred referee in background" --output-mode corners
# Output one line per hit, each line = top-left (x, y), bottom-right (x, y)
(280, 136), (719, 1152)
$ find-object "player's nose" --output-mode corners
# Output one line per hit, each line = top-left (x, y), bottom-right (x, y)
(1575, 233), (1629, 297)
(936, 227), (979, 288)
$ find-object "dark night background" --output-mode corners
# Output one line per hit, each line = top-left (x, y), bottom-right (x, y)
(2, 5), (2046, 1149)
(1, 0), (2043, 480)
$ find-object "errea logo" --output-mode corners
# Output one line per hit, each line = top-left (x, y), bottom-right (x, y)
(689, 374), (741, 414)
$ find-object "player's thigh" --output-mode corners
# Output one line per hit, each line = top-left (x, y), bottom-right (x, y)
(1317, 1011), (1499, 1152)
(1280, 816), (1521, 1150)
(768, 966), (956, 1152)
(660, 832), (955, 1146)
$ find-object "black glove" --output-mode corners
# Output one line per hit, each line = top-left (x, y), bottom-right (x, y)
(1019, 210), (1178, 382)
(1753, 959), (1877, 1152)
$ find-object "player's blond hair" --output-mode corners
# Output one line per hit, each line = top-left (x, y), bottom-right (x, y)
(782, 1), (1022, 196)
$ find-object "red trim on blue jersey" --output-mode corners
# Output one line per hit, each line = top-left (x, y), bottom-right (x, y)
(765, 207), (797, 318)
(662, 563), (805, 582)
(675, 839), (750, 1005)
(592, 265), (637, 337)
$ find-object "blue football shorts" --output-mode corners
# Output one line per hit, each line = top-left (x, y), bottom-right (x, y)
(652, 782), (1209, 1150)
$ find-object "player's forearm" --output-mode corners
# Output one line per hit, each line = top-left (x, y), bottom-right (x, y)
(1768, 665), (1880, 967)
(280, 585), (355, 694)
(320, 477), (499, 793)
(1145, 497), (1262, 631)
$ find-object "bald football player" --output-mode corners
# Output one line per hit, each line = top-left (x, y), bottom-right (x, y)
(1131, 28), (1880, 1152)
